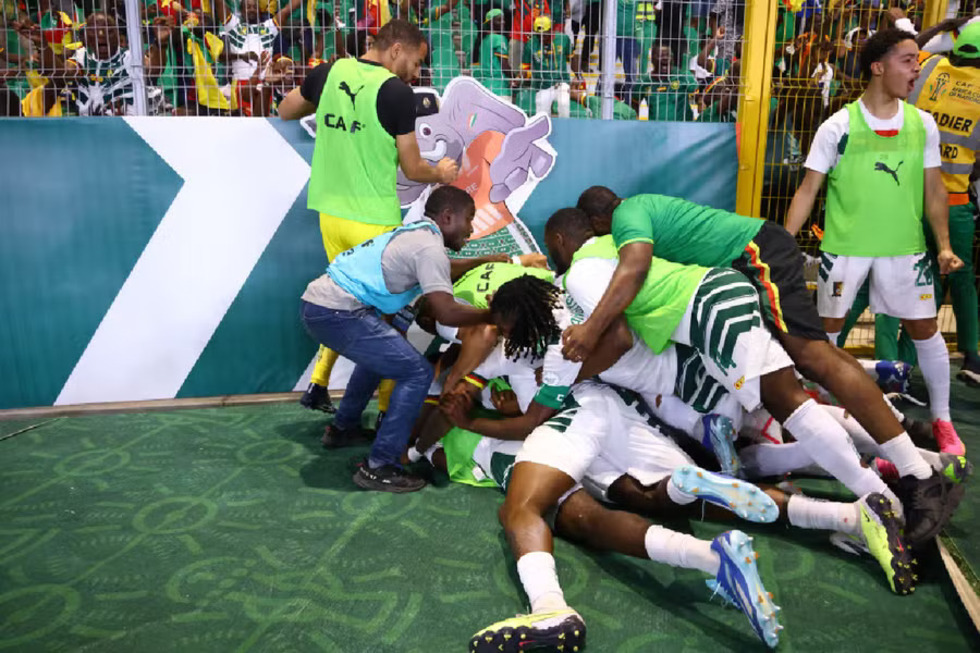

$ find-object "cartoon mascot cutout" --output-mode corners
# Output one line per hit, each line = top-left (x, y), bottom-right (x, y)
(398, 77), (557, 257)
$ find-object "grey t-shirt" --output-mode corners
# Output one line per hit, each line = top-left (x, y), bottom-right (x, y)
(302, 219), (454, 311)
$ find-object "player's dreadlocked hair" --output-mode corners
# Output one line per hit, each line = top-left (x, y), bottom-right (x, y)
(489, 276), (562, 361)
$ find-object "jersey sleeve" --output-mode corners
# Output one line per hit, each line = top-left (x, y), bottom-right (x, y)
(804, 111), (846, 174)
(300, 61), (333, 105)
(532, 308), (582, 409)
(611, 200), (655, 249)
(919, 109), (942, 169)
(377, 78), (417, 137)
(564, 258), (616, 318)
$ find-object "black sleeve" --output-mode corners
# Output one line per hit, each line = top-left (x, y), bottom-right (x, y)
(376, 78), (418, 138)
(300, 61), (334, 105)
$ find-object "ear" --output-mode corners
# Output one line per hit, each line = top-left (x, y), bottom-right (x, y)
(871, 60), (885, 77)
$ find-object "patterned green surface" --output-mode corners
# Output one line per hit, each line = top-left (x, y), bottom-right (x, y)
(0, 385), (978, 652)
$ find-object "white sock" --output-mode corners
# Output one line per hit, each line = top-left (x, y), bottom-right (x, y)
(856, 358), (878, 377)
(912, 332), (952, 421)
(821, 405), (878, 454)
(787, 495), (861, 536)
(827, 331), (842, 347)
(784, 399), (888, 498)
(885, 396), (906, 423)
(666, 474), (698, 505)
(878, 434), (933, 480)
(516, 551), (568, 614)
(652, 394), (701, 441)
(644, 525), (720, 575)
(739, 442), (814, 477)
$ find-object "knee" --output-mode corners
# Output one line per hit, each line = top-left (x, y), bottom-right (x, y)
(790, 341), (836, 382)
(903, 319), (938, 340)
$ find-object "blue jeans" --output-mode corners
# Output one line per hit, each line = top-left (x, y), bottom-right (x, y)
(301, 301), (434, 468)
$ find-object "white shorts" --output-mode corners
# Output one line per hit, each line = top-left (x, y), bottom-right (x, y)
(817, 252), (938, 320)
(515, 380), (617, 483)
(474, 436), (582, 520)
(582, 416), (693, 502)
(676, 269), (794, 413)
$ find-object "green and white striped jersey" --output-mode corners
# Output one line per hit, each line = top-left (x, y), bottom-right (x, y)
(70, 47), (139, 116)
(222, 15), (280, 81)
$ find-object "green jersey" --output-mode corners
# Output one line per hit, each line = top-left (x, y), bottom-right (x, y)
(611, 194), (764, 267)
(644, 70), (696, 121)
(454, 262), (555, 308)
(477, 32), (510, 96)
(823, 101), (927, 257)
(567, 236), (706, 353)
(523, 33), (572, 90)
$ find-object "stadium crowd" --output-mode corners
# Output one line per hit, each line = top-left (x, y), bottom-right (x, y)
(0, 0), (925, 120)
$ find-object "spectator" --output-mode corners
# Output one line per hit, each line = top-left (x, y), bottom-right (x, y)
(642, 44), (697, 121)
(209, 0), (302, 116)
(65, 12), (142, 115)
(512, 0), (550, 79)
(475, 8), (511, 100)
(523, 15), (575, 118)
(580, 81), (636, 119)
(156, 7), (235, 115)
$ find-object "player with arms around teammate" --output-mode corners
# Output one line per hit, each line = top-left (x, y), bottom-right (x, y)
(570, 181), (962, 545)
(787, 28), (966, 456)
(279, 19), (460, 415)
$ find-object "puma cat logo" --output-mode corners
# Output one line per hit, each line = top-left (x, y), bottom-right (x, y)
(339, 81), (364, 108)
(874, 160), (903, 185)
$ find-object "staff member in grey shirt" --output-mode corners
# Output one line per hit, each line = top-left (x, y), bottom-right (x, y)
(301, 186), (490, 492)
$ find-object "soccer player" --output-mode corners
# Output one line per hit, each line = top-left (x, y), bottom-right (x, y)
(787, 28), (965, 453)
(569, 182), (965, 545)
(299, 186), (488, 492)
(547, 207), (961, 545)
(523, 16), (575, 118)
(433, 259), (743, 475)
(280, 20), (458, 416)
(463, 381), (785, 651)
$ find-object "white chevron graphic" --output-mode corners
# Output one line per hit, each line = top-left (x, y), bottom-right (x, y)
(56, 118), (311, 404)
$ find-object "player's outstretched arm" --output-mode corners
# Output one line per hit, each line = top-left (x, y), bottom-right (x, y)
(426, 291), (492, 327)
(442, 324), (500, 393)
(562, 243), (651, 362)
(785, 168), (825, 236)
(278, 87), (316, 119)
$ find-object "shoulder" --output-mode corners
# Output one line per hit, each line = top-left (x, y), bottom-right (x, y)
(379, 77), (414, 104)
(816, 106), (850, 138)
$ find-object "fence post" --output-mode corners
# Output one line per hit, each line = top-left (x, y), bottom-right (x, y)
(600, 0), (618, 120)
(923, 0), (951, 28)
(734, 0), (776, 217)
(123, 0), (148, 115)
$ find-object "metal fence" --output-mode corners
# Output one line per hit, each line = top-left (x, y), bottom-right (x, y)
(761, 0), (978, 354)
(0, 0), (746, 120)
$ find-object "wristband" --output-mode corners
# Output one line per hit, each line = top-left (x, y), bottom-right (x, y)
(511, 254), (522, 265)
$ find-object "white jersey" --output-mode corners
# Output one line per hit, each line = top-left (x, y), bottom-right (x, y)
(560, 254), (678, 403)
(222, 14), (279, 81)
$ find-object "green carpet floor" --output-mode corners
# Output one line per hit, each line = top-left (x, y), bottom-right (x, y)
(1, 376), (979, 652)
